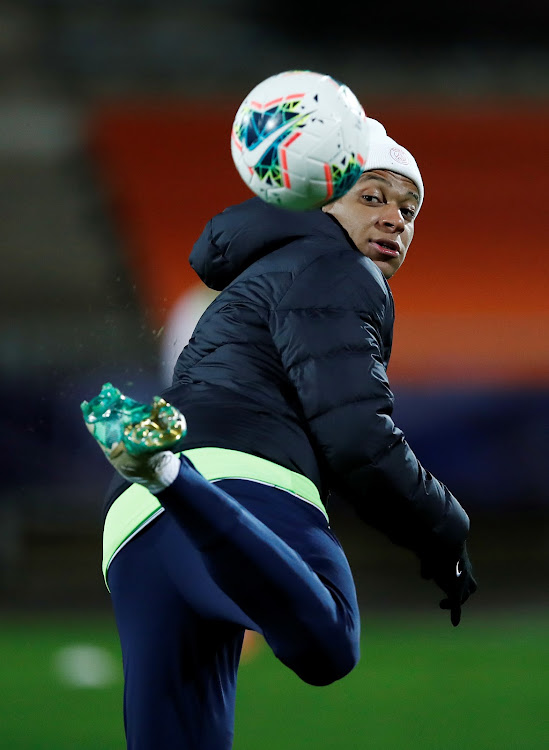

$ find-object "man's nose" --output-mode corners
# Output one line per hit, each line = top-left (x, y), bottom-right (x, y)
(380, 204), (404, 231)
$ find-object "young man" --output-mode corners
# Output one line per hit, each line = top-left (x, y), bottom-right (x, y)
(90, 120), (477, 749)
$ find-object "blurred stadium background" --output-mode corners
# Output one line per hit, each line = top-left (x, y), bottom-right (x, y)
(1, 1), (549, 747)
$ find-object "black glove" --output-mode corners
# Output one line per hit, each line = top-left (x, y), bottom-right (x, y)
(420, 542), (477, 627)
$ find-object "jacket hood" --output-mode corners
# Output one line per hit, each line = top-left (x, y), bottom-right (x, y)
(189, 197), (346, 290)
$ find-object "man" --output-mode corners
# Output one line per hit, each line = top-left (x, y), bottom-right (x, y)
(89, 119), (477, 749)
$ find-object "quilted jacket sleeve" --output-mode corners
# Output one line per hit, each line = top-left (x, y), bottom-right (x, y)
(269, 252), (469, 559)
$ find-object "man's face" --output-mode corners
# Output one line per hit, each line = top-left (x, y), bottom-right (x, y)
(322, 169), (419, 279)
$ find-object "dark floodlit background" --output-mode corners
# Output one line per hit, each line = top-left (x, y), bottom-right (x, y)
(2, 2), (549, 748)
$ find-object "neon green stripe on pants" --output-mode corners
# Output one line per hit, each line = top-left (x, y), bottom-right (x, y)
(102, 447), (327, 588)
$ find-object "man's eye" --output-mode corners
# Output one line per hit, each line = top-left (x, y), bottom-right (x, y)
(401, 207), (416, 219)
(362, 193), (380, 203)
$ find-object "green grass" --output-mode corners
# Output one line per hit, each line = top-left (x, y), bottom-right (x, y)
(0, 612), (548, 749)
(0, 616), (125, 750)
(236, 613), (549, 750)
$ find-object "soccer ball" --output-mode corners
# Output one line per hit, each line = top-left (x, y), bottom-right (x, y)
(231, 70), (369, 211)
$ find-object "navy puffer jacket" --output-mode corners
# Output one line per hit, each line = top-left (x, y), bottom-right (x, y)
(111, 197), (469, 558)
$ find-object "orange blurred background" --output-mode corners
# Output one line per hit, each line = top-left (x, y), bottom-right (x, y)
(88, 101), (549, 387)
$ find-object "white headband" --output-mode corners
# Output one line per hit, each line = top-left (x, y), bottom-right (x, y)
(362, 118), (424, 213)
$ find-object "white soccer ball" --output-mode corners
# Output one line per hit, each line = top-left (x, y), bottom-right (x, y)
(231, 70), (369, 211)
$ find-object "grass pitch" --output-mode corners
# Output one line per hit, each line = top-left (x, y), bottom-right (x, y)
(0, 612), (547, 749)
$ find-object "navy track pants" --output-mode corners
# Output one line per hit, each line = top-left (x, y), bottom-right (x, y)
(108, 456), (361, 749)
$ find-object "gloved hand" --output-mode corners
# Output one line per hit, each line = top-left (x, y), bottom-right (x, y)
(86, 424), (181, 494)
(420, 542), (477, 627)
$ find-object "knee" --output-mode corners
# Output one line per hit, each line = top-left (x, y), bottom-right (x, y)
(291, 626), (361, 687)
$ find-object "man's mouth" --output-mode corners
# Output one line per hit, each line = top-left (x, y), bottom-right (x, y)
(369, 239), (400, 258)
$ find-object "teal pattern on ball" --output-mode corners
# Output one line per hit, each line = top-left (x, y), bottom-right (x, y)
(331, 154), (364, 200)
